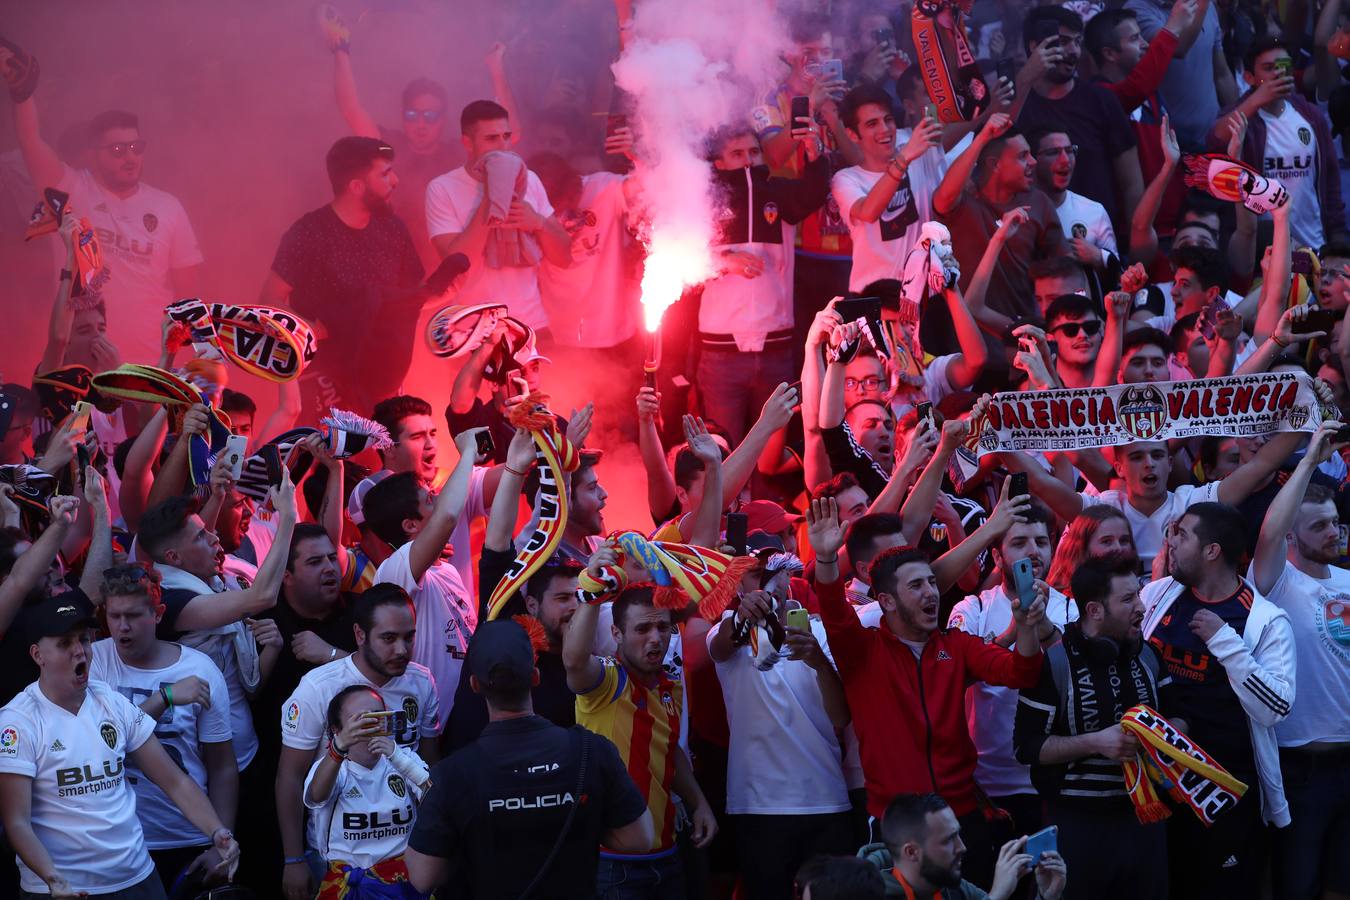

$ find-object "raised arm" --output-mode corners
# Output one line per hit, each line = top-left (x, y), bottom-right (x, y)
(802, 302), (842, 491)
(900, 419), (961, 543)
(1129, 118), (1181, 267)
(38, 216), (79, 374)
(146, 404), (211, 508)
(1001, 450), (1084, 522)
(173, 470), (298, 631)
(1216, 427), (1304, 506)
(408, 428), (483, 582)
(847, 117), (942, 224)
(681, 416), (724, 548)
(485, 428), (534, 552)
(10, 91), (65, 190)
(963, 206), (1024, 336)
(931, 478), (1029, 592)
(1252, 420), (1340, 593)
(0, 495), (76, 636)
(562, 545), (617, 692)
(485, 43), (522, 146)
(77, 469), (112, 604)
(331, 47), (380, 138)
(934, 113), (1010, 217)
(942, 284), (990, 389)
(636, 386), (677, 522)
(120, 407), (169, 532)
(1252, 203), (1291, 346)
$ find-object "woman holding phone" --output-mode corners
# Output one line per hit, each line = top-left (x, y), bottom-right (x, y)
(304, 685), (431, 899)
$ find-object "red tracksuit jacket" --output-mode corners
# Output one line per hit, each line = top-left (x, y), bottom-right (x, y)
(817, 576), (1043, 818)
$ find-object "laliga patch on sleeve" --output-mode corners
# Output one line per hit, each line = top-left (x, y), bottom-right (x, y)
(0, 726), (17, 755)
(284, 701), (301, 732)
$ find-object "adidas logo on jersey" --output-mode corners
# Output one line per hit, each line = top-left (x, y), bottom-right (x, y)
(49, 740), (65, 752)
(1222, 855), (1238, 869)
(345, 786), (362, 799)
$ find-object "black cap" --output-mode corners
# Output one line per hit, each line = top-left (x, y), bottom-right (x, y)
(746, 529), (786, 553)
(468, 619), (535, 689)
(25, 588), (97, 645)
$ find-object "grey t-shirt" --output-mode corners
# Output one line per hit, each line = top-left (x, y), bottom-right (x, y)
(1125, 0), (1223, 150)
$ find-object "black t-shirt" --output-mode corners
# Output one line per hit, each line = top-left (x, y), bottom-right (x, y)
(1149, 584), (1257, 780)
(270, 205), (423, 410)
(249, 593), (359, 759)
(156, 588), (198, 640)
(445, 398), (513, 465)
(409, 716), (647, 899)
(1015, 80), (1137, 226)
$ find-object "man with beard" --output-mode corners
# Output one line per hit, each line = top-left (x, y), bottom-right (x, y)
(1013, 7), (1142, 236)
(444, 426), (583, 750)
(276, 584), (441, 900)
(558, 450), (609, 564)
(564, 572), (719, 898)
(1142, 503), (1295, 900)
(878, 793), (1066, 900)
(1014, 555), (1176, 900)
(811, 495), (1048, 889)
(948, 504), (1077, 838)
(1249, 421), (1350, 899)
(259, 137), (423, 419)
(0, 590), (240, 899)
(8, 81), (204, 365)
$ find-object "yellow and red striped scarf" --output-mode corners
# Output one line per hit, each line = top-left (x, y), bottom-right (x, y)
(1120, 705), (1247, 826)
(485, 393), (580, 621)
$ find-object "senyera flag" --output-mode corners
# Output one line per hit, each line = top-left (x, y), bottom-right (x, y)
(961, 371), (1326, 463)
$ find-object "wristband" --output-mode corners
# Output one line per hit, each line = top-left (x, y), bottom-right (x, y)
(160, 685), (174, 711)
(815, 554), (839, 565)
(284, 856), (306, 866)
(504, 464), (529, 477)
(1271, 333), (1289, 348)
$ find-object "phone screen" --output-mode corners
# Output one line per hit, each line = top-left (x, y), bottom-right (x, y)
(790, 95), (811, 128)
(1010, 472), (1028, 499)
(1024, 826), (1057, 866)
(475, 430), (495, 459)
(726, 512), (749, 556)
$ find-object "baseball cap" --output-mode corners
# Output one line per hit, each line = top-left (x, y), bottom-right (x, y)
(468, 619), (535, 689)
(743, 500), (800, 535)
(25, 588), (97, 645)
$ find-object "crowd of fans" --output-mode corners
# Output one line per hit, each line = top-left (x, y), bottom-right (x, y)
(1, 0), (1349, 897)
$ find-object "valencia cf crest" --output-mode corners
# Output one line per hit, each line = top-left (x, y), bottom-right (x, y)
(402, 697), (418, 722)
(1288, 405), (1310, 430)
(1071, 223), (1087, 239)
(100, 721), (118, 750)
(1299, 127), (1312, 145)
(659, 689), (677, 716)
(143, 213), (158, 233)
(388, 774), (407, 798)
(763, 202), (779, 226)
(1117, 385), (1167, 440)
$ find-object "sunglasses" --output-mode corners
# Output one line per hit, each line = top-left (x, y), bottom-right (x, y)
(97, 140), (147, 157)
(403, 108), (443, 123)
(1049, 319), (1103, 338)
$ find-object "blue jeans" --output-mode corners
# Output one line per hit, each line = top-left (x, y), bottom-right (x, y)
(694, 344), (795, 447)
(596, 851), (685, 900)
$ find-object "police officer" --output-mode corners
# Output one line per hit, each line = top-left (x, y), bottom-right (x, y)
(404, 620), (653, 898)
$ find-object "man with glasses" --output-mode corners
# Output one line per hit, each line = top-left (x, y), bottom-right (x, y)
(1013, 7), (1142, 238)
(6, 86), (203, 365)
(1030, 129), (1117, 276)
(1316, 240), (1350, 310)
(1044, 293), (1127, 389)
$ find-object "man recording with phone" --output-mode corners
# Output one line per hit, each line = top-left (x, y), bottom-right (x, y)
(1014, 555), (1179, 900)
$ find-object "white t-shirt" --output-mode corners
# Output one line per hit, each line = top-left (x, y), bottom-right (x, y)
(890, 353), (959, 418)
(304, 753), (422, 868)
(831, 140), (947, 292)
(425, 166), (555, 331)
(1055, 190), (1117, 261)
(1259, 102), (1323, 250)
(281, 654), (440, 851)
(349, 466), (488, 596)
(948, 585), (1078, 796)
(89, 641), (232, 849)
(56, 167), (204, 365)
(281, 655), (441, 753)
(1080, 481), (1220, 571)
(375, 543), (477, 715)
(1252, 560), (1350, 747)
(709, 613), (850, 814)
(540, 171), (640, 348)
(0, 680), (157, 894)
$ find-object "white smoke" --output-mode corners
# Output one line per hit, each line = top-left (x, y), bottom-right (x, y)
(612, 0), (790, 330)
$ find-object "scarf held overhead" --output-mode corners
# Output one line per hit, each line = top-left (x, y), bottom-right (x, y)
(1120, 705), (1247, 825)
(912, 0), (988, 123)
(968, 371), (1324, 456)
(485, 394), (580, 622)
(165, 298), (316, 383)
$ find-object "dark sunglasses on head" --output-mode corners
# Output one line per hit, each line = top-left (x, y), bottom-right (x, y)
(97, 140), (147, 157)
(1049, 320), (1103, 338)
(403, 108), (443, 123)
